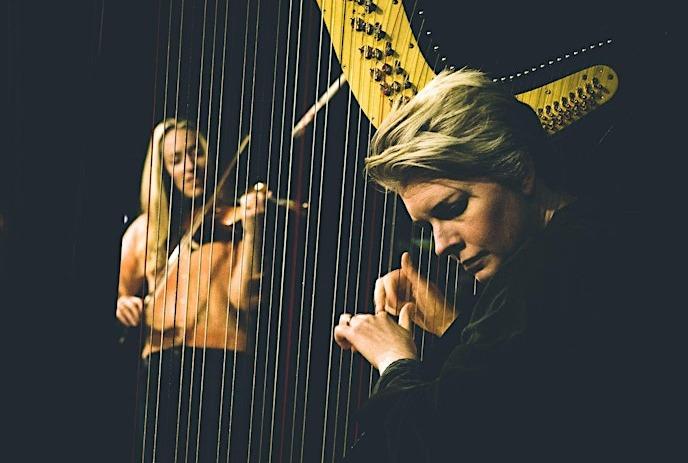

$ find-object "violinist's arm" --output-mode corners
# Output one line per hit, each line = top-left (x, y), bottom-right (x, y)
(227, 190), (266, 311)
(116, 215), (147, 326)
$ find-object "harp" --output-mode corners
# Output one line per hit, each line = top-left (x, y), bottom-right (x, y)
(111, 1), (621, 462)
(316, 0), (618, 132)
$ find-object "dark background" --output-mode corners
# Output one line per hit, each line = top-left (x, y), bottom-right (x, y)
(2, 1), (679, 461)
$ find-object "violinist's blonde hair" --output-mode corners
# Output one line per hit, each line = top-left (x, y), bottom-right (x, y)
(140, 118), (208, 274)
(365, 68), (550, 192)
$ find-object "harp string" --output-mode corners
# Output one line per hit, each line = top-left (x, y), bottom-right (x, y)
(247, 0), (284, 460)
(364, 0), (411, 398)
(257, 0), (297, 457)
(173, 0), (210, 460)
(334, 0), (375, 453)
(342, 2), (418, 453)
(288, 1), (330, 460)
(147, 0), (187, 460)
(266, 0), (309, 460)
(320, 1), (358, 458)
(188, 0), (227, 460)
(228, 0), (268, 459)
(131, 1), (163, 460)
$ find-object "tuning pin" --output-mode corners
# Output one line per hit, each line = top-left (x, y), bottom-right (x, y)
(391, 81), (402, 93)
(380, 82), (393, 96)
(370, 68), (384, 81)
(384, 41), (395, 56)
(374, 23), (386, 40)
(351, 17), (366, 32)
(359, 45), (376, 60)
(381, 63), (393, 75)
(364, 0), (377, 13)
(394, 60), (404, 75)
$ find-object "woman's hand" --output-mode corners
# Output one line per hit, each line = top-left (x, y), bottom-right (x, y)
(238, 183), (271, 236)
(116, 295), (144, 327)
(334, 306), (417, 375)
(374, 252), (457, 336)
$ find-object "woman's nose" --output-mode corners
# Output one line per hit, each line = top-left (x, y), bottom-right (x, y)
(433, 224), (461, 257)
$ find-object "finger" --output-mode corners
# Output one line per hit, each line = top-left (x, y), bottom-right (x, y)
(348, 313), (371, 328)
(125, 306), (141, 326)
(339, 313), (352, 326)
(401, 252), (420, 282)
(118, 307), (136, 327)
(333, 325), (352, 350)
(374, 279), (385, 313)
(382, 271), (402, 314)
(398, 302), (415, 331)
(122, 298), (142, 313)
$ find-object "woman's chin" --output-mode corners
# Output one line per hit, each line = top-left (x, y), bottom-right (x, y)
(182, 187), (204, 199)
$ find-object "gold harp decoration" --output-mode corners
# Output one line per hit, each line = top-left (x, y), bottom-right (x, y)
(316, 0), (618, 132)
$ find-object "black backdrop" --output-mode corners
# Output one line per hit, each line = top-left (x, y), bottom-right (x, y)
(3, 1), (680, 461)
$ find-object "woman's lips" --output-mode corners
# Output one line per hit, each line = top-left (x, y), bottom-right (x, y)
(461, 252), (488, 272)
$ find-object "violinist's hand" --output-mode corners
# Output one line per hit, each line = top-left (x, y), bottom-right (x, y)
(238, 183), (271, 236)
(116, 295), (144, 327)
(374, 252), (457, 337)
(334, 306), (417, 375)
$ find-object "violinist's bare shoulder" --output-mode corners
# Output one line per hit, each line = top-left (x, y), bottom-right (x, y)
(118, 213), (149, 294)
(121, 214), (149, 260)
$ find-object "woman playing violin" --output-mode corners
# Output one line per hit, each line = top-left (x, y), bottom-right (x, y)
(116, 118), (266, 462)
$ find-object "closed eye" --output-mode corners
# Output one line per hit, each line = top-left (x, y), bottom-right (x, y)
(433, 196), (468, 220)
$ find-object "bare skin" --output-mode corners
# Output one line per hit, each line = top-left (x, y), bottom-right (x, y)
(335, 174), (571, 374)
(116, 127), (267, 358)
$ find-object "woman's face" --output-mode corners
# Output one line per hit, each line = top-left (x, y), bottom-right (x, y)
(161, 127), (207, 198)
(400, 178), (537, 282)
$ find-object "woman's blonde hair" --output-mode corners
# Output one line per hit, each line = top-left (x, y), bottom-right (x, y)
(365, 68), (551, 192)
(140, 118), (208, 273)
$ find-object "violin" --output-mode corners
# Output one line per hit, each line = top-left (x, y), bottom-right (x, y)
(213, 182), (309, 227)
(191, 182), (309, 244)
